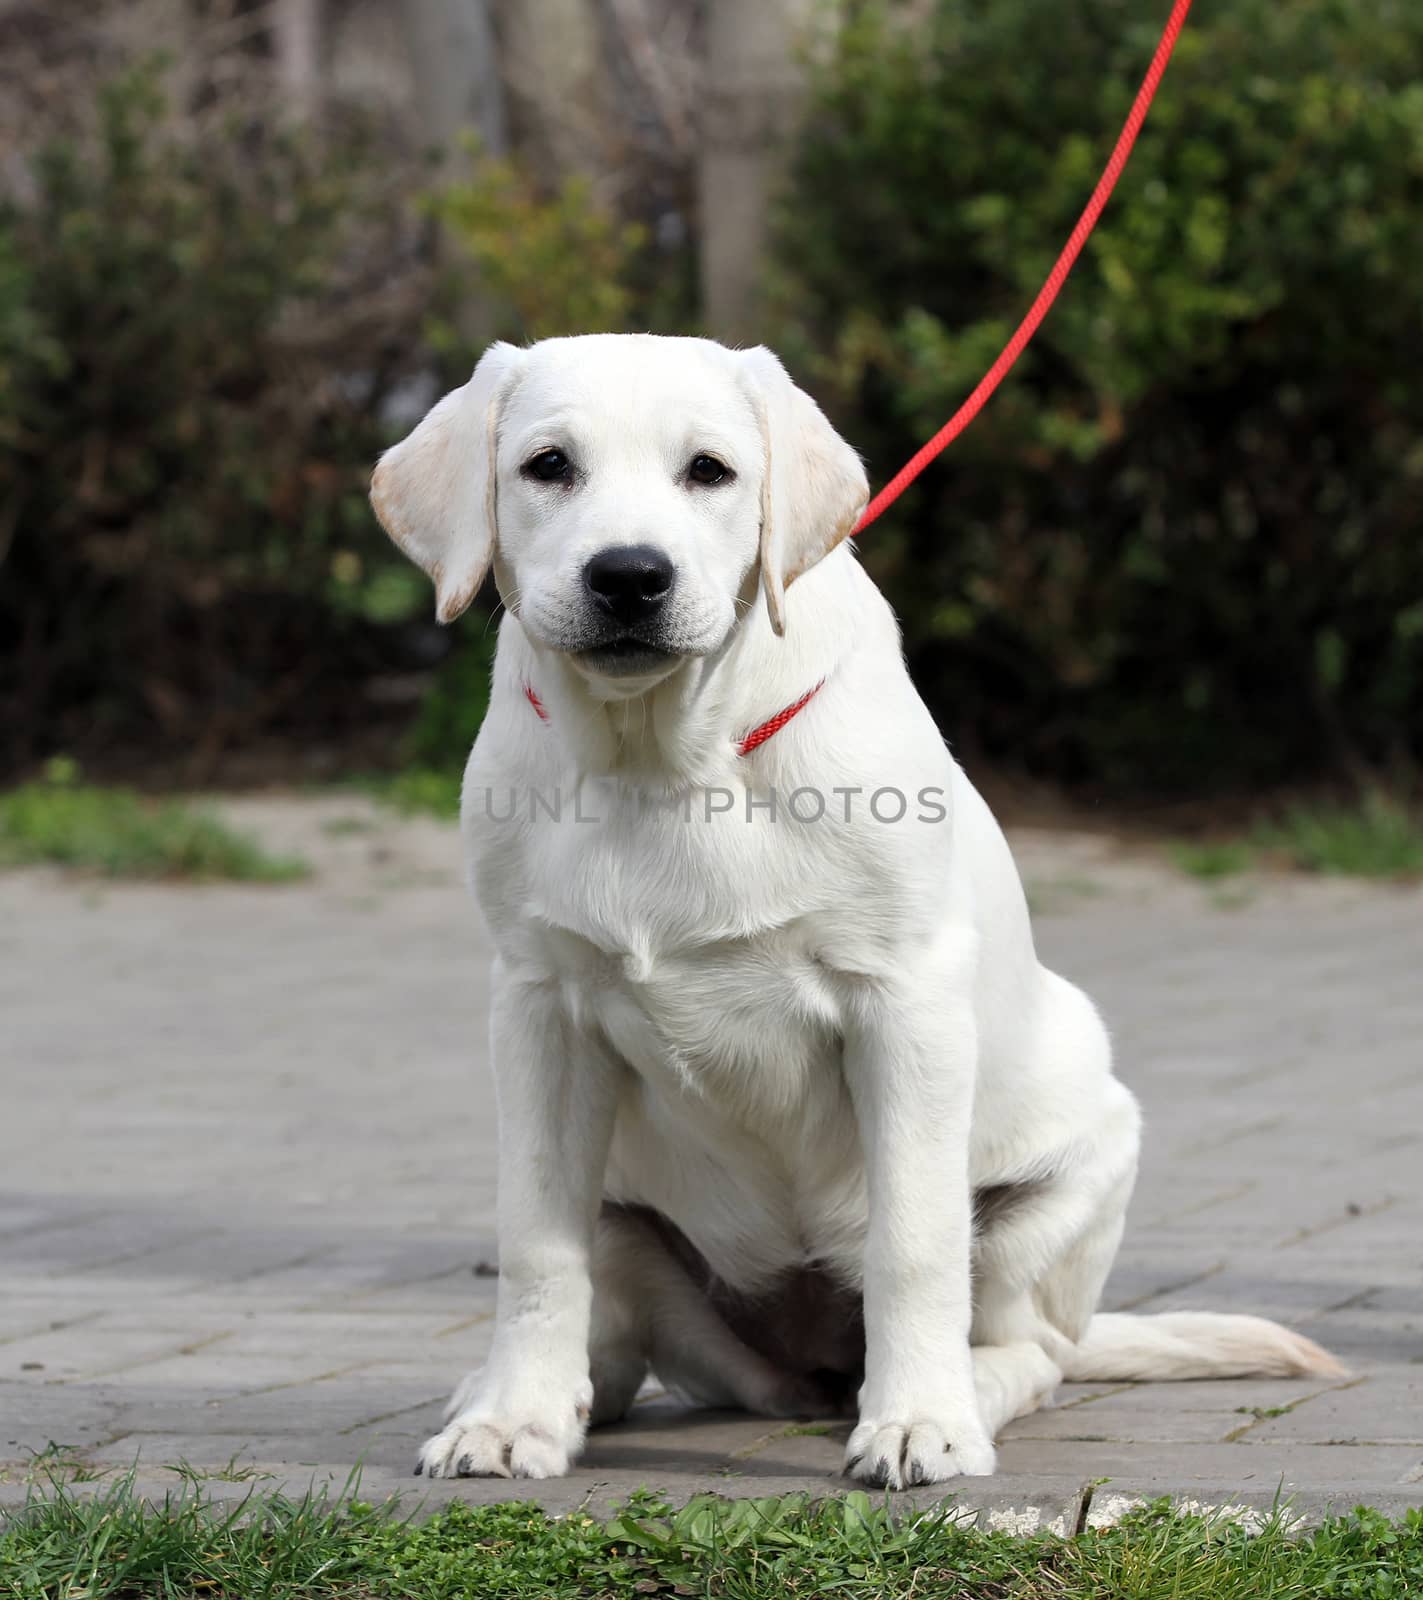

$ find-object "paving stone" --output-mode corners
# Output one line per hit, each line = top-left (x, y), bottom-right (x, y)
(0, 1325), (225, 1384)
(0, 1382), (125, 1449)
(1001, 1379), (1330, 1446)
(84, 1430), (424, 1472)
(2, 802), (1421, 1515)
(990, 1438), (1423, 1493)
(1236, 1373), (1423, 1448)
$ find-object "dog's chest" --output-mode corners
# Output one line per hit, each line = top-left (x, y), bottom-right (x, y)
(511, 802), (852, 1112)
(476, 782), (882, 1278)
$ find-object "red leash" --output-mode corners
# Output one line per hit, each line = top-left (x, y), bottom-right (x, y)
(852, 0), (1193, 536)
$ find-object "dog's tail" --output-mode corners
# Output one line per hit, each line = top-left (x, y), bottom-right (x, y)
(1063, 1311), (1346, 1383)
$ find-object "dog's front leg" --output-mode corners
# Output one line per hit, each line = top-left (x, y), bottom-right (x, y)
(841, 964), (996, 1488)
(417, 963), (620, 1480)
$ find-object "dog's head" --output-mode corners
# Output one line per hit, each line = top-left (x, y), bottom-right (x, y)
(370, 335), (867, 690)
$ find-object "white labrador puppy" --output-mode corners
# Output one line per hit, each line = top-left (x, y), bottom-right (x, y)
(371, 334), (1340, 1489)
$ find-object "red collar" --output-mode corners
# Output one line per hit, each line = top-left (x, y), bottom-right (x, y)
(522, 679), (824, 757)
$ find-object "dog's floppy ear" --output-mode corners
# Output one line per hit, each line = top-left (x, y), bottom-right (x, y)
(369, 342), (524, 624)
(738, 347), (868, 637)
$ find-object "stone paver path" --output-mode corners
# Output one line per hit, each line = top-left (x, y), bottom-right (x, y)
(3, 796), (1421, 1523)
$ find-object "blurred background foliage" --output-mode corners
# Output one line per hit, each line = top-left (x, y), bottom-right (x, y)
(777, 0), (1423, 796)
(429, 151), (647, 347)
(1, 0), (1420, 807)
(1, 62), (432, 777)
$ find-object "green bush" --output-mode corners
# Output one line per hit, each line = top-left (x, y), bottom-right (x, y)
(0, 63), (435, 779)
(775, 0), (1423, 795)
(362, 625), (497, 819)
(429, 148), (648, 347)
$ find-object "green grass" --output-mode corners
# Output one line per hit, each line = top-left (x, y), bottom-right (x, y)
(360, 766), (463, 821)
(320, 815), (378, 838)
(1253, 791), (1423, 878)
(1171, 840), (1254, 881)
(1173, 792), (1423, 884)
(3, 1477), (1422, 1600)
(0, 762), (308, 882)
(0, 1444), (104, 1488)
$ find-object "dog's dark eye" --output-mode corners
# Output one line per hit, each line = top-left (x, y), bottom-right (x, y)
(524, 448), (573, 484)
(687, 453), (731, 486)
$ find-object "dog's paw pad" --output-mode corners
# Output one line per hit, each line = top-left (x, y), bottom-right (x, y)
(844, 1418), (995, 1489)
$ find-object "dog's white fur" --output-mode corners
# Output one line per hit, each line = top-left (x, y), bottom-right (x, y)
(371, 334), (1342, 1489)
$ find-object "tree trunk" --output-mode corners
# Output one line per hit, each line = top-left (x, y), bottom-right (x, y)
(274, 0), (325, 120)
(494, 0), (615, 190)
(699, 0), (817, 342)
(404, 0), (508, 160)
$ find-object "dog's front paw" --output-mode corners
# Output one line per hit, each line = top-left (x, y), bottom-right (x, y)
(844, 1415), (996, 1489)
(416, 1371), (591, 1480)
(416, 1414), (576, 1479)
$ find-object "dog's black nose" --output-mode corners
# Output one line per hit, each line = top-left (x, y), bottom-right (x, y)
(583, 545), (675, 624)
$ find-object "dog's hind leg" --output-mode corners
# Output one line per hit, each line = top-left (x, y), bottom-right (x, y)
(969, 1205), (1134, 1435)
(971, 1339), (1063, 1436)
(967, 1190), (1126, 1439)
(589, 1205), (819, 1424)
(967, 1058), (1141, 1436)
